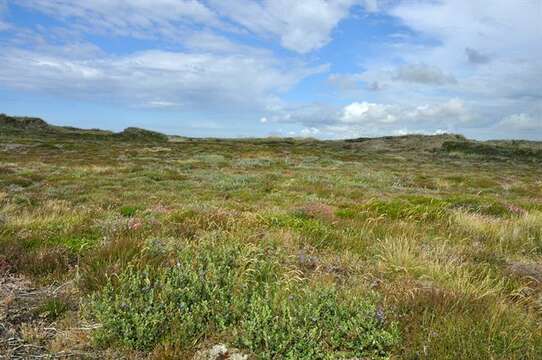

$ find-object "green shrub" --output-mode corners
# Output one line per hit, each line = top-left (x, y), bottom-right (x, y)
(236, 288), (398, 359)
(115, 127), (168, 142)
(442, 140), (542, 160)
(88, 239), (399, 357)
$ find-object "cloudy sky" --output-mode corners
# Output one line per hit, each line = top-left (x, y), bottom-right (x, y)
(0, 0), (540, 139)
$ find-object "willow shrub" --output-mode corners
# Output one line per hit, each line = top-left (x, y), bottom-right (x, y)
(89, 237), (399, 359)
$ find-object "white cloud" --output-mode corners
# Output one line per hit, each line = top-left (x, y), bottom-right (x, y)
(405, 99), (471, 122)
(341, 102), (398, 124)
(331, 0), (542, 139)
(362, 0), (378, 12)
(0, 46), (324, 111)
(208, 0), (361, 53)
(300, 127), (320, 137)
(146, 100), (181, 109)
(390, 1), (542, 58)
(15, 0), (226, 39)
(339, 99), (472, 126)
(262, 98), (476, 138)
(497, 113), (541, 132)
(387, 0), (542, 95)
(2, 0), (540, 140)
(183, 31), (271, 57)
(15, 0), (366, 53)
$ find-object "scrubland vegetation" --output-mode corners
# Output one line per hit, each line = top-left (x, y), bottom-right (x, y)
(1, 116), (541, 359)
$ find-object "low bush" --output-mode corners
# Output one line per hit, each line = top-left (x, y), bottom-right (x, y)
(442, 140), (542, 160)
(88, 239), (399, 358)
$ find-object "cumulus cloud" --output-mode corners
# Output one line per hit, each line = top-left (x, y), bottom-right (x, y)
(339, 99), (471, 126)
(262, 98), (475, 138)
(337, 0), (542, 138)
(341, 102), (398, 124)
(393, 63), (456, 85)
(300, 127), (320, 137)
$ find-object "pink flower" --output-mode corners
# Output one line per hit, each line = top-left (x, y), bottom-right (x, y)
(507, 204), (526, 215)
(128, 218), (143, 230)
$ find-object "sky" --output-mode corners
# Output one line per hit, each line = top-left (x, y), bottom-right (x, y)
(0, 0), (540, 139)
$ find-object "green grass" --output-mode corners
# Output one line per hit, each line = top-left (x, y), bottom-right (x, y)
(1, 128), (541, 358)
(120, 205), (140, 217)
(36, 297), (70, 321)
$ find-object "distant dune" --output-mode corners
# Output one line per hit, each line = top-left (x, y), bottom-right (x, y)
(2, 113), (541, 161)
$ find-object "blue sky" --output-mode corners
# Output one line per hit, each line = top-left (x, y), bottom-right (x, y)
(0, 0), (540, 139)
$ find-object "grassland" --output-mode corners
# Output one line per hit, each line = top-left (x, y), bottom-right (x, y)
(1, 116), (541, 359)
